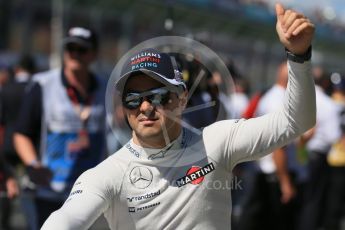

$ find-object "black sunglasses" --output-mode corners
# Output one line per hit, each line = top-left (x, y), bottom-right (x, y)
(65, 44), (90, 54)
(122, 87), (172, 109)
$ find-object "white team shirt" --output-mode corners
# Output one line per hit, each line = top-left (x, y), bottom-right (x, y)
(42, 60), (315, 230)
(306, 86), (341, 153)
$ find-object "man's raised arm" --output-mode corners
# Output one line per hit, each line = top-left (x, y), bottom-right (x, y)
(217, 3), (317, 167)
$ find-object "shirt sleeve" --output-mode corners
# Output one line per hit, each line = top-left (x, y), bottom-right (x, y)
(41, 167), (112, 230)
(203, 60), (316, 171)
(14, 82), (42, 139)
(40, 157), (125, 230)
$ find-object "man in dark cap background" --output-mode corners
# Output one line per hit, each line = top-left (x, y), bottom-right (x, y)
(13, 26), (107, 228)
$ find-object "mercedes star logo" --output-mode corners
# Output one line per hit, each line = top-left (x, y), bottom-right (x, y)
(129, 166), (153, 189)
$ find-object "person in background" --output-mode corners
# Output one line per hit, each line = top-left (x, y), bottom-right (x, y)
(0, 64), (11, 143)
(0, 154), (19, 230)
(0, 64), (10, 90)
(0, 55), (36, 230)
(0, 64), (18, 230)
(183, 61), (223, 128)
(1, 55), (36, 167)
(322, 74), (345, 230)
(224, 61), (249, 120)
(14, 26), (107, 228)
(238, 62), (305, 230)
(297, 66), (342, 230)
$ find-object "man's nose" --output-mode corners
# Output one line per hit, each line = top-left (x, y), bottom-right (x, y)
(139, 99), (155, 115)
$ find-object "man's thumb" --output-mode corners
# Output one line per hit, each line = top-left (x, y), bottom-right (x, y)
(275, 3), (285, 22)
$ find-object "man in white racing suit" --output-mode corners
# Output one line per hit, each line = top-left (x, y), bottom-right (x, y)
(42, 3), (316, 230)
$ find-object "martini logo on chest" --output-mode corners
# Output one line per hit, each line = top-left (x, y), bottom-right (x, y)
(176, 162), (215, 187)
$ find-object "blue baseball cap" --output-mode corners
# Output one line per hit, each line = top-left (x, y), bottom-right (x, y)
(115, 48), (186, 92)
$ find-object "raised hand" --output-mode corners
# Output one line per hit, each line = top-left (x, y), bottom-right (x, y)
(276, 3), (315, 55)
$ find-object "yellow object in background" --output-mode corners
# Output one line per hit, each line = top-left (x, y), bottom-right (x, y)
(328, 140), (345, 167)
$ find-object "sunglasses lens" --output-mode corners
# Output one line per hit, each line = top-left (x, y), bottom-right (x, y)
(126, 100), (141, 109)
(124, 93), (142, 109)
(148, 88), (170, 106)
(123, 88), (171, 109)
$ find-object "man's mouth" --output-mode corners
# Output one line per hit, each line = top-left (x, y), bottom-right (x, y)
(139, 117), (158, 125)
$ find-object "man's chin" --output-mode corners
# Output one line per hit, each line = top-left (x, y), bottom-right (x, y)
(137, 129), (161, 139)
(135, 122), (177, 139)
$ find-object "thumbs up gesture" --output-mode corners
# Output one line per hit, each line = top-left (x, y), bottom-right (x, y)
(276, 3), (315, 55)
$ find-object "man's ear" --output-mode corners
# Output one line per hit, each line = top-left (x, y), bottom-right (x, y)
(179, 90), (188, 110)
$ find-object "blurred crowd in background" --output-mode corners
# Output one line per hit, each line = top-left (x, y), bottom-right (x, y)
(1, 0), (345, 229)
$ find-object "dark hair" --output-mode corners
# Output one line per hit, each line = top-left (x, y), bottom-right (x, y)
(17, 55), (36, 74)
